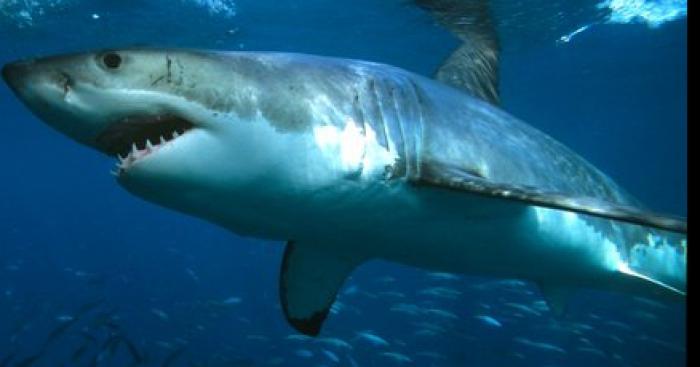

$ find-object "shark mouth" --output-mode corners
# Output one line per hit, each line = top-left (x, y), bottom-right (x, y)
(95, 114), (194, 174)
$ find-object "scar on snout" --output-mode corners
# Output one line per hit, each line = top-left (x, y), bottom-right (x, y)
(151, 75), (165, 86)
(60, 72), (72, 98)
(166, 56), (172, 83)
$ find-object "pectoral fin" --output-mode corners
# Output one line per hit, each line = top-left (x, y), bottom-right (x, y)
(279, 242), (364, 336)
(411, 161), (687, 234)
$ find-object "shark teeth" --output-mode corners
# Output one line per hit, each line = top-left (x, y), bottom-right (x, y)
(112, 130), (189, 176)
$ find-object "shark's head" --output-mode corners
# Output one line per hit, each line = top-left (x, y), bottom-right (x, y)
(3, 49), (242, 187)
(3, 48), (363, 237)
(3, 49), (204, 153)
(2, 48), (398, 238)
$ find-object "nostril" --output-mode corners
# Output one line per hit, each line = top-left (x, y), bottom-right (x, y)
(59, 72), (73, 95)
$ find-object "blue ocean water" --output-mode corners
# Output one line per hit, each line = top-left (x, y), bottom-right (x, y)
(0, 1), (686, 366)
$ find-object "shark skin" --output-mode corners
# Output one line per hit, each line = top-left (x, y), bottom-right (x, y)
(2, 49), (686, 336)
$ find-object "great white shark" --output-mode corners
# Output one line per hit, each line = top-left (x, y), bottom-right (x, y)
(1, 5), (687, 337)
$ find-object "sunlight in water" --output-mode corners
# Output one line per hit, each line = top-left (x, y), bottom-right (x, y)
(0, 0), (236, 27)
(558, 0), (685, 44)
(599, 0), (687, 27)
(188, 0), (236, 17)
(0, 0), (68, 27)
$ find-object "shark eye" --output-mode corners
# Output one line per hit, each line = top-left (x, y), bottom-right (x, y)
(102, 52), (122, 69)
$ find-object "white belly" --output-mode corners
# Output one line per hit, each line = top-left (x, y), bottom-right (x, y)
(299, 183), (622, 286)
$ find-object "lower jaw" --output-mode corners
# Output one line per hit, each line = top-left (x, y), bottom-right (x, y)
(111, 127), (197, 176)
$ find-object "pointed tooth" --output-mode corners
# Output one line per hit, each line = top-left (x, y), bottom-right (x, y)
(160, 135), (166, 144)
(146, 139), (154, 149)
(118, 154), (126, 163)
(132, 143), (138, 154)
(172, 131), (179, 139)
(110, 170), (119, 176)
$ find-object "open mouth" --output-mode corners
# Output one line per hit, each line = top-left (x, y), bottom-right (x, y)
(95, 114), (194, 174)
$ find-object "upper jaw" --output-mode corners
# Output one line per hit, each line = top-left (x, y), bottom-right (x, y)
(95, 113), (196, 176)
(95, 114), (195, 157)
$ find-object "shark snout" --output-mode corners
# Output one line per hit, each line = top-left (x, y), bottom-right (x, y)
(2, 59), (36, 91)
(2, 57), (105, 146)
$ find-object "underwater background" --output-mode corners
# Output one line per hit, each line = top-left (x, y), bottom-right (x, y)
(0, 0), (686, 366)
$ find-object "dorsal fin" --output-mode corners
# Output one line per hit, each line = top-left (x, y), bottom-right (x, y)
(414, 0), (500, 105)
